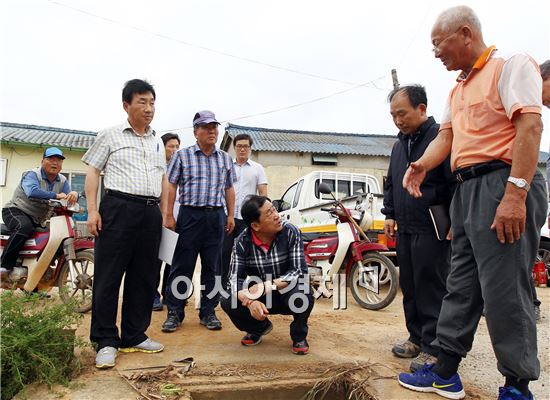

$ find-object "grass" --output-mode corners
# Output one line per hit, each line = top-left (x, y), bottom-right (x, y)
(0, 290), (86, 400)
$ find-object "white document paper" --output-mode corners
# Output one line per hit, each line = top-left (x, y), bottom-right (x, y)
(158, 227), (179, 265)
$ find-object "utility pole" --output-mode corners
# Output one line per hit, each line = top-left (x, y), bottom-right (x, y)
(391, 69), (399, 90)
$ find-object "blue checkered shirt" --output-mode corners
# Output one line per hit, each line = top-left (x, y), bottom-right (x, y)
(229, 222), (307, 291)
(167, 144), (236, 207)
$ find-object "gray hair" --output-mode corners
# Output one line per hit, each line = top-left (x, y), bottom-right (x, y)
(435, 5), (482, 34)
(540, 60), (550, 80)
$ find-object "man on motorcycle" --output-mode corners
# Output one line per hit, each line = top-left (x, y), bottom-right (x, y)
(221, 195), (314, 355)
(1, 147), (78, 281)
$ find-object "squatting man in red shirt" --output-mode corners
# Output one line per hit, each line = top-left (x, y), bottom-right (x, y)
(221, 195), (314, 355)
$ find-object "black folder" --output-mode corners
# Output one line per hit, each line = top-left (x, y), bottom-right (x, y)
(428, 204), (451, 241)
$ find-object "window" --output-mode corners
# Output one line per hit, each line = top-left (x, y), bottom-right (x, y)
(293, 180), (304, 208)
(337, 180), (350, 199)
(280, 183), (298, 211)
(315, 179), (335, 200)
(61, 172), (88, 222)
(0, 158), (7, 186)
(353, 181), (366, 194)
(312, 154), (337, 165)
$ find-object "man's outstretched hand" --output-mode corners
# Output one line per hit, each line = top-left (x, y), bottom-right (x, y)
(403, 161), (427, 198)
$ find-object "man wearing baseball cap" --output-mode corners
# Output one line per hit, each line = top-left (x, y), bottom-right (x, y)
(162, 110), (237, 332)
(1, 147), (78, 281)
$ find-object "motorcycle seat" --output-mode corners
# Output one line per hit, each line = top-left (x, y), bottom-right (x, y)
(302, 231), (337, 242)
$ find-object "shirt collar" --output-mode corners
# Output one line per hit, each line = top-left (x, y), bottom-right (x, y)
(40, 167), (60, 183)
(456, 45), (497, 82)
(122, 119), (155, 137)
(233, 158), (251, 166)
(251, 230), (270, 252)
(192, 143), (218, 155)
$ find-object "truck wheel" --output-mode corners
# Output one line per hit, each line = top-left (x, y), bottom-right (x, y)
(57, 250), (94, 313)
(538, 240), (550, 287)
(349, 252), (398, 310)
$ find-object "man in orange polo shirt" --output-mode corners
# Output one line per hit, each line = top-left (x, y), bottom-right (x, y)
(397, 6), (546, 400)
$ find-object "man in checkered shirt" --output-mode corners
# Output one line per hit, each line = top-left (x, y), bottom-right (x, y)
(83, 79), (166, 369)
(161, 110), (237, 333)
(221, 195), (314, 355)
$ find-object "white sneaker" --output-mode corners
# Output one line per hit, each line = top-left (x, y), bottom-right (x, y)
(119, 338), (164, 353)
(8, 267), (27, 281)
(95, 346), (117, 369)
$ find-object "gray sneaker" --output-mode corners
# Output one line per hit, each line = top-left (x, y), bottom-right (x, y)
(410, 351), (437, 372)
(95, 346), (117, 369)
(119, 338), (164, 353)
(8, 267), (27, 281)
(391, 339), (421, 358)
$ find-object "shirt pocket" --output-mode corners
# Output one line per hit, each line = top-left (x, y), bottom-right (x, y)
(466, 100), (502, 134)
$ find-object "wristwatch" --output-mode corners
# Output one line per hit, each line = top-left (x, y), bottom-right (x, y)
(270, 283), (278, 292)
(507, 176), (530, 192)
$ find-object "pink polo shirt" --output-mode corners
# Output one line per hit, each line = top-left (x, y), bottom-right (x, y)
(440, 46), (542, 171)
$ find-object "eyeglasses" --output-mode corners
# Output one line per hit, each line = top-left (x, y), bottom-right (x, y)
(235, 144), (251, 150)
(432, 26), (462, 53)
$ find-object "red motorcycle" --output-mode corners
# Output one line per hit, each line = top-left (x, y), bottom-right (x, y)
(303, 183), (398, 310)
(0, 200), (95, 312)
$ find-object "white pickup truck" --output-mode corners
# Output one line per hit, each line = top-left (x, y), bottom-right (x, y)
(272, 171), (389, 241)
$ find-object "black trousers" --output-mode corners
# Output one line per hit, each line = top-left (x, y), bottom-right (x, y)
(164, 206), (225, 321)
(396, 231), (450, 356)
(221, 218), (247, 288)
(1, 207), (37, 269)
(89, 194), (162, 350)
(221, 284), (314, 342)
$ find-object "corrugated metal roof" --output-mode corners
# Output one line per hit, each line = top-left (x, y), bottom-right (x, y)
(224, 123), (397, 157)
(0, 122), (97, 151)
(224, 123), (548, 165)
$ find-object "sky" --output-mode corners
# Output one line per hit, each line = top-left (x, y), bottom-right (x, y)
(1, 0), (549, 149)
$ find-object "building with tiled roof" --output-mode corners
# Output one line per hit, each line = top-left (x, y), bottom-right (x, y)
(0, 122), (99, 222)
(221, 124), (398, 198)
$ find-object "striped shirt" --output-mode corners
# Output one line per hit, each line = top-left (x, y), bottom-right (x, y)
(167, 143), (236, 207)
(82, 120), (165, 197)
(229, 222), (307, 291)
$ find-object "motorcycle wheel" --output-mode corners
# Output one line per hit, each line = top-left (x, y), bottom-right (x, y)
(538, 240), (550, 287)
(349, 252), (398, 310)
(57, 249), (94, 313)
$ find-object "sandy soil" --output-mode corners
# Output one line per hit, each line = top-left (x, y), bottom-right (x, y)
(18, 286), (550, 400)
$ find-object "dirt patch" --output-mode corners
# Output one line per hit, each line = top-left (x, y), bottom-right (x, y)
(18, 287), (550, 400)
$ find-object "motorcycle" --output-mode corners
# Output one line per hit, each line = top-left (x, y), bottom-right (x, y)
(0, 199), (95, 312)
(303, 183), (398, 310)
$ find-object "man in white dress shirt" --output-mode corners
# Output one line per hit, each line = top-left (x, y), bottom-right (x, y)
(221, 133), (268, 287)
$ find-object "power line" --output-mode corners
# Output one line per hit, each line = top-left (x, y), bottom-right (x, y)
(48, 0), (364, 86)
(158, 75), (388, 134)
